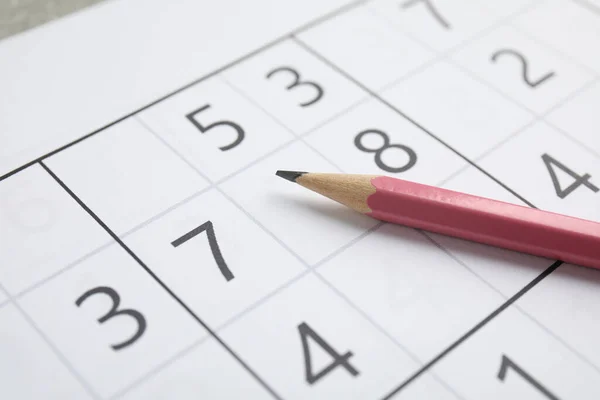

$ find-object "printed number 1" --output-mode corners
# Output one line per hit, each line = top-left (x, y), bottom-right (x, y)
(171, 220), (234, 281)
(498, 355), (559, 400)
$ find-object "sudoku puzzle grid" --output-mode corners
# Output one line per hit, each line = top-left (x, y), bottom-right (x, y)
(2, 0), (600, 398)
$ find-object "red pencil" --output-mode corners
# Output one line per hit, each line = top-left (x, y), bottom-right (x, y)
(276, 171), (600, 269)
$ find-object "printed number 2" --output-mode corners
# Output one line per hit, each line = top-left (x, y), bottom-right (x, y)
(498, 355), (560, 400)
(75, 286), (147, 351)
(542, 154), (599, 199)
(298, 322), (359, 384)
(171, 220), (234, 281)
(491, 49), (555, 88)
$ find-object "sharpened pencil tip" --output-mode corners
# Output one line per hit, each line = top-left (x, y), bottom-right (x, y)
(276, 170), (306, 182)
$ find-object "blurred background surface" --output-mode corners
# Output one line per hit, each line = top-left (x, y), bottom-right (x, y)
(1, 0), (104, 40)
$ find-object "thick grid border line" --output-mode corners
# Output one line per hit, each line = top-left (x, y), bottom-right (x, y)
(0, 0), (367, 184)
(2, 0), (599, 398)
(39, 161), (283, 400)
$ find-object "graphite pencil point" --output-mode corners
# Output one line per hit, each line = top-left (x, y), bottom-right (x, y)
(275, 170), (306, 182)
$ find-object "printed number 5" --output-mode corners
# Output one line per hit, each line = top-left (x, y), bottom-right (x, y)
(186, 104), (245, 151)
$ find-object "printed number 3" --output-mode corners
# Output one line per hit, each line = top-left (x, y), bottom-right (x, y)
(266, 66), (324, 107)
(75, 286), (147, 351)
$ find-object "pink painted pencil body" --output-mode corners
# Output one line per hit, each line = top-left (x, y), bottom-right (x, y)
(367, 176), (600, 269)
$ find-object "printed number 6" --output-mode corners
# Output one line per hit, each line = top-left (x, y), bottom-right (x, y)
(354, 129), (417, 173)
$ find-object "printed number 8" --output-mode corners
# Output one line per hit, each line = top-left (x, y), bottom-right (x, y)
(354, 129), (417, 173)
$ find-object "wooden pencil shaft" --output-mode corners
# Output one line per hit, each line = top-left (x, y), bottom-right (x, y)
(280, 172), (600, 270)
(368, 176), (600, 269)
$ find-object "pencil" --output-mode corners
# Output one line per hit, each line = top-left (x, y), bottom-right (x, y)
(275, 171), (600, 270)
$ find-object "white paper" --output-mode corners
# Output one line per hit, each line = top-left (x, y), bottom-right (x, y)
(2, 0), (600, 399)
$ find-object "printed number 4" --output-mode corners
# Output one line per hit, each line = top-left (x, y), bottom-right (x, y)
(298, 322), (359, 384)
(542, 154), (599, 199)
(171, 220), (234, 281)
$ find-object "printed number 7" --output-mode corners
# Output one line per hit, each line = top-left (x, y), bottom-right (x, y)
(171, 220), (234, 281)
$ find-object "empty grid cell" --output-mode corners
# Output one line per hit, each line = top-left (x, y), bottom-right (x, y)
(387, 373), (460, 400)
(119, 339), (271, 400)
(434, 305), (600, 399)
(452, 24), (594, 114)
(0, 164), (111, 295)
(547, 80), (600, 157)
(304, 99), (466, 185)
(429, 166), (553, 297)
(124, 189), (304, 329)
(221, 141), (378, 265)
(514, 0), (600, 71)
(19, 244), (205, 399)
(45, 118), (209, 235)
(0, 305), (92, 400)
(298, 6), (434, 91)
(318, 223), (505, 362)
(223, 40), (367, 135)
(479, 0), (540, 19)
(381, 61), (533, 159)
(516, 263), (600, 372)
(585, 0), (600, 7)
(370, 0), (504, 52)
(479, 122), (600, 222)
(138, 77), (294, 182)
(221, 273), (422, 400)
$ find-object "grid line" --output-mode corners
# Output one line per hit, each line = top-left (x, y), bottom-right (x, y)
(2, 0), (599, 398)
(39, 161), (283, 400)
(289, 33), (580, 399)
(372, 0), (600, 165)
(0, 0), (367, 184)
(0, 282), (100, 399)
(381, 260), (563, 399)
(373, 0), (542, 94)
(139, 84), (464, 400)
(293, 35), (538, 209)
(140, 58), (565, 397)
(109, 335), (212, 400)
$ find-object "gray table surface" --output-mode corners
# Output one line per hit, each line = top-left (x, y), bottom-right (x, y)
(1, 0), (105, 41)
